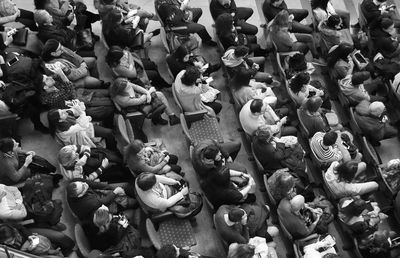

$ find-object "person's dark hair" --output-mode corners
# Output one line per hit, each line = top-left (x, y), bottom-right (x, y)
(0, 224), (19, 247)
(157, 244), (178, 258)
(327, 14), (341, 29)
(47, 109), (75, 137)
(0, 138), (14, 153)
(103, 0), (115, 4)
(136, 172), (157, 191)
(172, 45), (190, 62)
(290, 72), (310, 93)
(66, 181), (81, 198)
(327, 42), (354, 68)
(227, 244), (256, 258)
(110, 77), (129, 98)
(253, 129), (272, 144)
(41, 39), (60, 62)
(231, 68), (252, 91)
(305, 96), (323, 113)
(234, 45), (250, 58)
(215, 13), (234, 37)
(34, 0), (49, 9)
(380, 17), (394, 30)
(336, 160), (358, 182)
(288, 53), (307, 72)
(250, 99), (263, 113)
(124, 139), (144, 163)
(271, 9), (290, 31)
(102, 9), (123, 35)
(106, 46), (124, 68)
(203, 144), (220, 160)
(181, 66), (200, 86)
(311, 0), (330, 10)
(322, 131), (338, 146)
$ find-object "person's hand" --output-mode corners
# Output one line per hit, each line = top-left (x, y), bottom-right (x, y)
(226, 156), (233, 163)
(288, 14), (294, 22)
(163, 155), (170, 163)
(14, 9), (20, 19)
(26, 151), (36, 157)
(146, 93), (152, 103)
(101, 158), (109, 168)
(148, 87), (156, 94)
(181, 186), (189, 195)
(113, 186), (125, 195)
(280, 116), (288, 125)
(252, 63), (259, 70)
(24, 154), (33, 167)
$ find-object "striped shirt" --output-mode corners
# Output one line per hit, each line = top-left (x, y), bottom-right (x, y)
(310, 132), (342, 163)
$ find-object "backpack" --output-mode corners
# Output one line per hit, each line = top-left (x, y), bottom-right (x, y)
(22, 175), (62, 226)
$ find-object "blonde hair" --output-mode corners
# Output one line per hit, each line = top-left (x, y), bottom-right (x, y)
(93, 208), (111, 233)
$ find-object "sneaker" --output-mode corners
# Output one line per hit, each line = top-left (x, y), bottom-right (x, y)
(169, 114), (180, 126)
(312, 57), (327, 66)
(152, 116), (168, 125)
(203, 40), (218, 47)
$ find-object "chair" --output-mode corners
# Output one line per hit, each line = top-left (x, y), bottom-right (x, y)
(322, 170), (338, 200)
(263, 174), (277, 207)
(349, 107), (363, 136)
(180, 114), (224, 146)
(146, 219), (162, 250)
(297, 109), (310, 139)
(360, 136), (381, 167)
(270, 39), (300, 80)
(134, 185), (175, 222)
(251, 143), (265, 173)
(115, 114), (134, 146)
(0, 113), (19, 139)
(278, 218), (319, 258)
(358, 3), (368, 32)
(154, 1), (193, 54)
(74, 224), (91, 258)
(0, 245), (42, 258)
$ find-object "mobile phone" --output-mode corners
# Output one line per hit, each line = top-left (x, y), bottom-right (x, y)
(7, 56), (19, 67)
(354, 53), (367, 63)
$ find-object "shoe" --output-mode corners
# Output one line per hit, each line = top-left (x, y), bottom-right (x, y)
(51, 222), (67, 231)
(92, 33), (100, 42)
(203, 40), (218, 47)
(150, 28), (160, 36)
(311, 57), (327, 66)
(169, 114), (180, 126)
(152, 116), (168, 125)
(34, 124), (49, 134)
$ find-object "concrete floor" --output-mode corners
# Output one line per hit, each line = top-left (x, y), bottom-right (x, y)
(13, 0), (397, 257)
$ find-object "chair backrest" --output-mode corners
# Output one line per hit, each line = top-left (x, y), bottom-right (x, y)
(180, 113), (194, 146)
(361, 136), (381, 166)
(172, 82), (184, 113)
(358, 3), (368, 32)
(263, 174), (277, 207)
(146, 219), (162, 250)
(275, 51), (286, 80)
(165, 54), (176, 81)
(251, 143), (265, 173)
(74, 224), (91, 257)
(285, 79), (299, 107)
(116, 114), (131, 146)
(296, 109), (310, 139)
(322, 170), (337, 200)
(278, 218), (293, 242)
(349, 107), (362, 136)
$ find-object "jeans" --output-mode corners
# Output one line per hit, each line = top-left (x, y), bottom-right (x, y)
(94, 124), (117, 151)
(236, 7), (258, 35)
(186, 22), (213, 42)
(289, 9), (312, 34)
(142, 59), (171, 89)
(220, 140), (242, 161)
(292, 33), (318, 58)
(17, 9), (38, 31)
(27, 227), (75, 256)
(204, 101), (222, 115)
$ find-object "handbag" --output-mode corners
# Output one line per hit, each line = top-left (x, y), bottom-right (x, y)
(12, 29), (28, 46)
(18, 153), (56, 174)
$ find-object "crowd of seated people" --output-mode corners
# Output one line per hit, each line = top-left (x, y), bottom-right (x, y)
(1, 0), (400, 257)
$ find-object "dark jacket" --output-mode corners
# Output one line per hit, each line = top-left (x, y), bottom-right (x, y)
(166, 55), (192, 78)
(214, 205), (249, 244)
(210, 0), (238, 23)
(252, 140), (284, 171)
(361, 0), (381, 26)
(192, 139), (230, 179)
(103, 25), (140, 49)
(370, 27), (400, 58)
(38, 24), (76, 50)
(262, 0), (288, 21)
(158, 3), (187, 26)
(67, 179), (116, 221)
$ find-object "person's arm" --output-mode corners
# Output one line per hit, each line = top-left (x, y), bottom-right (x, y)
(113, 65), (137, 79)
(156, 175), (179, 185)
(47, 0), (70, 17)
(117, 93), (147, 107)
(136, 159), (168, 174)
(0, 12), (19, 25)
(4, 157), (31, 183)
(130, 83), (149, 95)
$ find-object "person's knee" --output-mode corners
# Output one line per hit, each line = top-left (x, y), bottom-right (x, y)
(267, 226), (280, 238)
